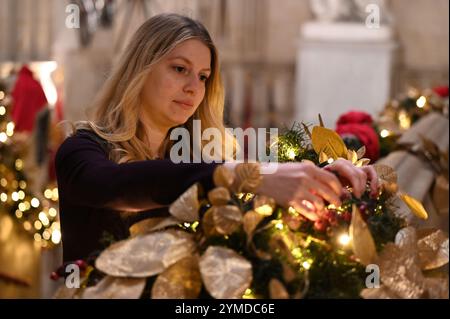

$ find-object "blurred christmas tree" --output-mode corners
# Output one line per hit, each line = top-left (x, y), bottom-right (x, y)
(0, 82), (61, 248)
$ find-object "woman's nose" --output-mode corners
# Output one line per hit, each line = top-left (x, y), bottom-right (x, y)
(183, 74), (201, 96)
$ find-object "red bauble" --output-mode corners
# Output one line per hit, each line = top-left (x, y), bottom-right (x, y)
(50, 271), (60, 281)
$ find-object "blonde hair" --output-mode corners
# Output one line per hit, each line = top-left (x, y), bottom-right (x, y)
(74, 13), (235, 163)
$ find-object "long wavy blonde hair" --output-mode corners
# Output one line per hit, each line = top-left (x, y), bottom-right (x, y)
(74, 13), (235, 163)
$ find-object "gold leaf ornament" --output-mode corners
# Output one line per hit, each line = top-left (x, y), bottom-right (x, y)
(207, 187), (231, 206)
(243, 210), (265, 242)
(212, 205), (243, 235)
(234, 162), (262, 193)
(213, 165), (235, 189)
(349, 205), (378, 265)
(311, 126), (348, 159)
(361, 227), (449, 299)
(356, 146), (366, 159)
(199, 246), (252, 299)
(95, 230), (196, 277)
(129, 216), (180, 237)
(399, 193), (429, 220)
(151, 256), (202, 299)
(169, 184), (200, 222)
(81, 276), (146, 299)
(373, 164), (398, 184)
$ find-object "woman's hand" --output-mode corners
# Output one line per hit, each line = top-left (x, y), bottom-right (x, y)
(256, 162), (343, 221)
(324, 158), (379, 198)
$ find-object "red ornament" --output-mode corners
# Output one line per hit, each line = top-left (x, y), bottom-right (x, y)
(50, 271), (60, 281)
(75, 259), (88, 270)
(433, 85), (449, 98)
(336, 111), (380, 161)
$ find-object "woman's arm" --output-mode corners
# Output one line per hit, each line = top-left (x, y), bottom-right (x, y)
(55, 133), (219, 212)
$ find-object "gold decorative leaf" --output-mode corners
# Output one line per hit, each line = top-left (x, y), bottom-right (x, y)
(129, 217), (180, 237)
(400, 193), (429, 220)
(243, 210), (265, 241)
(202, 208), (220, 237)
(417, 229), (449, 270)
(319, 151), (329, 164)
(169, 184), (199, 222)
(373, 164), (398, 184)
(199, 246), (252, 299)
(349, 205), (378, 265)
(269, 278), (290, 299)
(347, 149), (358, 164)
(95, 230), (196, 277)
(213, 165), (235, 189)
(376, 242), (425, 298)
(311, 126), (348, 159)
(356, 146), (366, 159)
(81, 276), (146, 299)
(212, 205), (243, 235)
(235, 163), (262, 193)
(151, 256), (202, 299)
(207, 187), (231, 206)
(354, 158), (371, 167)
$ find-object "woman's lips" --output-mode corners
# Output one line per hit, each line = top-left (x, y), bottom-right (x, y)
(173, 100), (194, 110)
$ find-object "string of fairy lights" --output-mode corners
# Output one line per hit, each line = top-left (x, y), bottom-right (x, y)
(0, 89), (61, 247)
(377, 87), (448, 139)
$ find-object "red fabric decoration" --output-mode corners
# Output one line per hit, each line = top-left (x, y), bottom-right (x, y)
(11, 66), (48, 132)
(433, 85), (449, 98)
(335, 111), (380, 161)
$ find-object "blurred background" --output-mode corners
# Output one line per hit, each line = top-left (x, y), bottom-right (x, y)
(0, 0), (448, 298)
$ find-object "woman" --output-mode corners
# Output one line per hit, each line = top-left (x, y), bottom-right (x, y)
(56, 13), (378, 263)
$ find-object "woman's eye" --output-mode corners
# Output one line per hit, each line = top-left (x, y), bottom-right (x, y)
(200, 75), (209, 82)
(174, 66), (186, 73)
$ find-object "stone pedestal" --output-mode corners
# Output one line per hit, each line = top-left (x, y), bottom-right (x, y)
(295, 22), (397, 128)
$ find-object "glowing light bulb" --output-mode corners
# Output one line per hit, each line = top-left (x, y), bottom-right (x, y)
(51, 229), (61, 244)
(380, 129), (390, 138)
(31, 198), (40, 208)
(255, 204), (273, 216)
(0, 132), (7, 143)
(416, 96), (426, 108)
(302, 261), (311, 270)
(287, 149), (296, 160)
(48, 208), (57, 217)
(338, 233), (351, 246)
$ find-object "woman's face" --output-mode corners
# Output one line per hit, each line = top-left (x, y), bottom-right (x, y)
(141, 39), (212, 129)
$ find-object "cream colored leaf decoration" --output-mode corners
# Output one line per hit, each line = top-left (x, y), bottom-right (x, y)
(95, 230), (196, 277)
(199, 246), (252, 299)
(169, 184), (199, 222)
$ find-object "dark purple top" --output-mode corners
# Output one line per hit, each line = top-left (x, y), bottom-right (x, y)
(55, 129), (219, 262)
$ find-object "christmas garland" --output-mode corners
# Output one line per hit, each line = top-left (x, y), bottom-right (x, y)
(53, 119), (449, 299)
